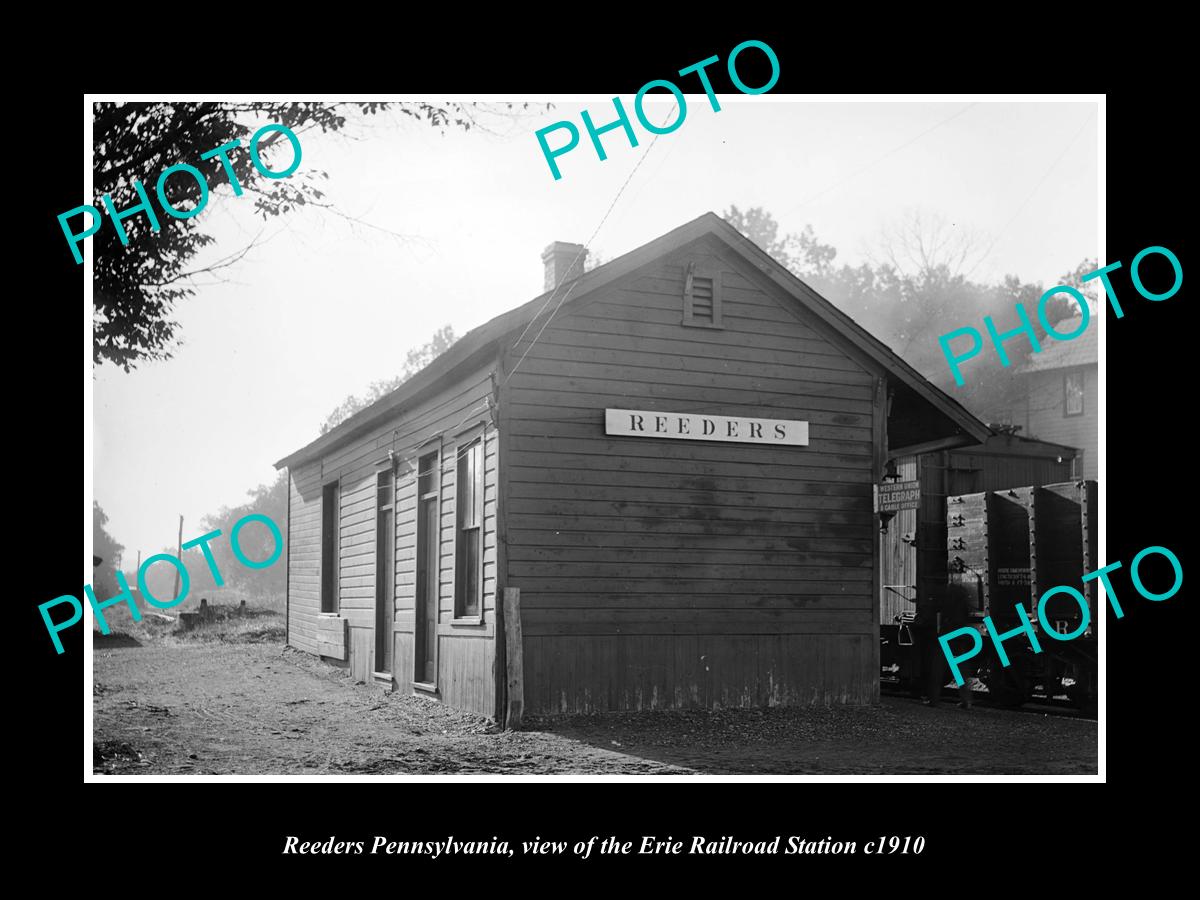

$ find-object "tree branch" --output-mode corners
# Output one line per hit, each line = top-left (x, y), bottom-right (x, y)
(144, 228), (267, 287)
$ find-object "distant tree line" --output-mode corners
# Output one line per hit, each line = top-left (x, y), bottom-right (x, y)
(720, 205), (1097, 423)
(104, 325), (460, 609)
(120, 474), (288, 606)
(92, 503), (125, 601)
(320, 325), (458, 434)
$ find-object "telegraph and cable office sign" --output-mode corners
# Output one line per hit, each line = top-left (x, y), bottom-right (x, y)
(605, 408), (809, 446)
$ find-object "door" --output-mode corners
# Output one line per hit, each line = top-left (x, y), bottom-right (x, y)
(414, 450), (439, 684)
(375, 470), (395, 674)
(320, 481), (339, 613)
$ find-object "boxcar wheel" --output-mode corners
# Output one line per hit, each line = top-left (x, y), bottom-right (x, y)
(1066, 681), (1098, 718)
(980, 662), (1030, 708)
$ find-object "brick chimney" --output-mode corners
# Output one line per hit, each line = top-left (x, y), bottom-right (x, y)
(541, 241), (588, 291)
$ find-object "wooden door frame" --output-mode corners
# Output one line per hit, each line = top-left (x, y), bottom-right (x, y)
(373, 460), (397, 679)
(413, 440), (442, 691)
(451, 422), (488, 624)
(319, 478), (341, 615)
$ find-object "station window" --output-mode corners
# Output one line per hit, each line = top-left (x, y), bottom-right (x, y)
(454, 435), (485, 619)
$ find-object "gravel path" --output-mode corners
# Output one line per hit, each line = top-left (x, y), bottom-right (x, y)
(93, 643), (1096, 775)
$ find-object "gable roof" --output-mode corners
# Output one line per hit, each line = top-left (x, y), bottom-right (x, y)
(1019, 315), (1098, 373)
(275, 212), (991, 470)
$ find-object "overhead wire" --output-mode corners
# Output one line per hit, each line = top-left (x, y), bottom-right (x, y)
(325, 104), (682, 492)
(329, 103), (1088, 485)
(964, 108), (1097, 281)
(504, 102), (681, 387)
(779, 102), (978, 217)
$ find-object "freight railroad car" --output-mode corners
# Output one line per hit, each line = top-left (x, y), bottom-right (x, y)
(877, 434), (1081, 700)
(945, 479), (1098, 714)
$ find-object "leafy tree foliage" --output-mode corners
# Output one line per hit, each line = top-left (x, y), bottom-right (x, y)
(196, 473), (289, 598)
(1053, 257), (1100, 312)
(135, 472), (289, 603)
(320, 325), (458, 434)
(90, 102), (515, 371)
(721, 205), (1094, 423)
(92, 503), (125, 600)
(724, 204), (837, 279)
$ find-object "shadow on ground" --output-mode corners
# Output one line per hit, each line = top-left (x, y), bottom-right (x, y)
(523, 697), (1098, 775)
(95, 633), (142, 648)
(93, 642), (1099, 776)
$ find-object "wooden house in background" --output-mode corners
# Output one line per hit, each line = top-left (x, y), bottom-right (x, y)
(997, 315), (1098, 479)
(274, 213), (991, 722)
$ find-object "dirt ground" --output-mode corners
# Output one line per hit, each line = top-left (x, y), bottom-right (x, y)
(93, 638), (1096, 775)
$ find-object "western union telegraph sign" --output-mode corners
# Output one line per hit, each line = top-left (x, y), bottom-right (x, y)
(605, 409), (810, 446)
(874, 480), (920, 513)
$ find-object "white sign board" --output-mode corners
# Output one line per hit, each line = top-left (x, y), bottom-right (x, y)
(605, 408), (809, 446)
(874, 480), (920, 513)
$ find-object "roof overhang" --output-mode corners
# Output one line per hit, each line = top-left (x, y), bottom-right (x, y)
(276, 212), (992, 470)
(703, 216), (992, 455)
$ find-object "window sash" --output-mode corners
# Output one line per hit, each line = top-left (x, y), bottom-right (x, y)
(377, 469), (394, 508)
(418, 450), (437, 498)
(1064, 372), (1085, 417)
(457, 526), (481, 617)
(454, 435), (485, 618)
(457, 440), (482, 529)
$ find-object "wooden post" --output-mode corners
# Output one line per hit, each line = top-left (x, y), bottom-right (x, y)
(871, 379), (887, 705)
(503, 587), (523, 729)
(173, 515), (184, 603)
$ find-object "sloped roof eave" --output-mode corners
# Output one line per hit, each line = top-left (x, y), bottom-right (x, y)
(275, 212), (992, 470)
(703, 221), (992, 446)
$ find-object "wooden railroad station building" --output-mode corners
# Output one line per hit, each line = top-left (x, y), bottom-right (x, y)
(274, 212), (991, 722)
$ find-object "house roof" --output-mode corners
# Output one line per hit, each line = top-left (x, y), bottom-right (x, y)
(1019, 316), (1098, 373)
(959, 431), (1080, 458)
(275, 212), (991, 470)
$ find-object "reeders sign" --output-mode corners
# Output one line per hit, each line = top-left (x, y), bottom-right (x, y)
(605, 409), (809, 446)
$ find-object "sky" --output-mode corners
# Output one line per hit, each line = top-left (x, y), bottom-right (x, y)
(92, 98), (1099, 563)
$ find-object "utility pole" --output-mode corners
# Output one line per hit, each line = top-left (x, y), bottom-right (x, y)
(173, 515), (184, 602)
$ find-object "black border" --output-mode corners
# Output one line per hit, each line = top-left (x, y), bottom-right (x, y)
(24, 19), (1189, 884)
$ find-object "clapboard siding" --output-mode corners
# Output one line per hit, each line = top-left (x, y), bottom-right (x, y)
(285, 363), (499, 718)
(273, 218), (1000, 719)
(1019, 366), (1098, 479)
(504, 236), (882, 713)
(523, 634), (876, 713)
(287, 459), (323, 655)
